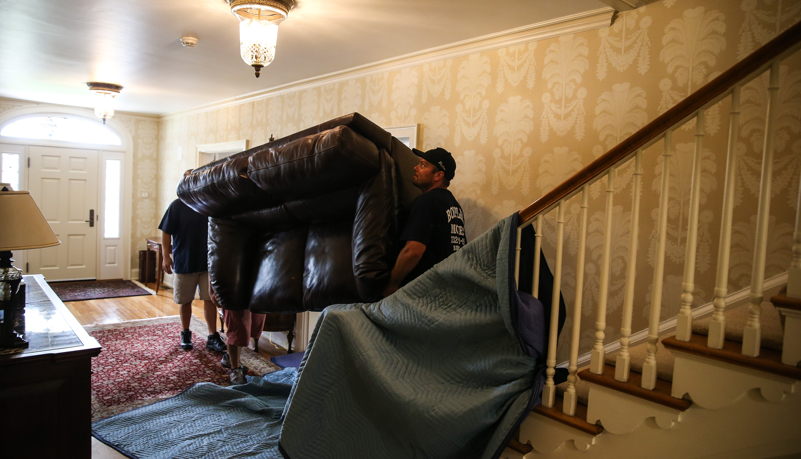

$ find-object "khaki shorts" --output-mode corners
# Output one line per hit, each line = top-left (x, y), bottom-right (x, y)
(173, 271), (211, 304)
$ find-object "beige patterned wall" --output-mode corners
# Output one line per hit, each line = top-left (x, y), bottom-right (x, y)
(158, 0), (801, 360)
(0, 99), (159, 275)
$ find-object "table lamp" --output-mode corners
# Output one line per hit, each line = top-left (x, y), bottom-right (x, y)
(0, 187), (60, 350)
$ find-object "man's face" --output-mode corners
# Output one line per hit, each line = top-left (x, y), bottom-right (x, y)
(413, 158), (441, 190)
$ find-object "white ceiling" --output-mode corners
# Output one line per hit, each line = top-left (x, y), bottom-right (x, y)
(0, 0), (612, 117)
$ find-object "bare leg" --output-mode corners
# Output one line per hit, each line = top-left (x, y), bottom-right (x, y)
(202, 300), (217, 335)
(228, 343), (242, 369)
(179, 302), (192, 330)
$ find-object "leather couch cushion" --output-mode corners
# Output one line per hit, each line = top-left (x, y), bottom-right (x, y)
(303, 221), (360, 311)
(284, 187), (359, 224)
(179, 155), (276, 218)
(249, 227), (308, 314)
(248, 125), (380, 201)
(231, 205), (301, 232)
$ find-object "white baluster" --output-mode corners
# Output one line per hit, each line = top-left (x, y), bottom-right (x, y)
(514, 227), (522, 287)
(676, 110), (706, 341)
(590, 166), (616, 375)
(788, 168), (801, 299)
(616, 151), (643, 382)
(709, 86), (741, 349)
(532, 215), (543, 297)
(744, 61), (781, 357)
(643, 131), (673, 390)
(543, 202), (566, 407)
(564, 186), (589, 416)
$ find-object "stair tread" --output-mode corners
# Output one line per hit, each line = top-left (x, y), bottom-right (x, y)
(532, 394), (603, 436)
(555, 368), (592, 407)
(772, 289), (801, 312)
(662, 333), (801, 380)
(604, 338), (675, 382)
(506, 438), (532, 455)
(693, 297), (784, 352)
(579, 364), (692, 411)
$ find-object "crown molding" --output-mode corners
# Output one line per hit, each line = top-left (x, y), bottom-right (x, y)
(162, 7), (615, 119)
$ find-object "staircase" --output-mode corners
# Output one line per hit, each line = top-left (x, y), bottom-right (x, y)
(501, 19), (801, 459)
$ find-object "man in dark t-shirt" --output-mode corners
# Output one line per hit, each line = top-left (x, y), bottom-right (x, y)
(383, 147), (466, 296)
(158, 171), (226, 353)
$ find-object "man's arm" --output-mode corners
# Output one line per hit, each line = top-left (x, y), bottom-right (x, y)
(161, 231), (174, 274)
(383, 240), (426, 297)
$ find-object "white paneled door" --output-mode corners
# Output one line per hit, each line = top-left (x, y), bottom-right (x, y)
(27, 146), (98, 281)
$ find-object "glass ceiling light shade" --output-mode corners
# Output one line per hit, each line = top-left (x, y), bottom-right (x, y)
(86, 82), (123, 124)
(229, 0), (293, 78)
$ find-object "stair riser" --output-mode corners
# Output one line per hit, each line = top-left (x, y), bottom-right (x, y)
(586, 384), (682, 435)
(671, 351), (796, 409)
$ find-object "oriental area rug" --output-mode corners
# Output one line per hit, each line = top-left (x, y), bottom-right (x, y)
(85, 315), (279, 421)
(50, 279), (151, 302)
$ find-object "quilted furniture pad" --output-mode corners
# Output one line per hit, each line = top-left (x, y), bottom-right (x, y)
(279, 213), (549, 459)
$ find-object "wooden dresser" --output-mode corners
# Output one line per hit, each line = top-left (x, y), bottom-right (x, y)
(0, 274), (102, 459)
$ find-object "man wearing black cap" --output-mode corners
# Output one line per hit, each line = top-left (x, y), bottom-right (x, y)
(383, 147), (467, 296)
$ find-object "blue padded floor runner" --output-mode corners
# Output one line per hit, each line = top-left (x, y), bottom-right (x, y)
(92, 368), (296, 459)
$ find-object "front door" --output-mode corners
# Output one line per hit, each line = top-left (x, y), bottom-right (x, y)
(27, 146), (98, 281)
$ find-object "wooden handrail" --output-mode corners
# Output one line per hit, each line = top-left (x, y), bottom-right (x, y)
(519, 19), (801, 225)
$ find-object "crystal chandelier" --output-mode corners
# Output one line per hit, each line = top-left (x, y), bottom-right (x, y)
(229, 0), (293, 78)
(86, 82), (123, 124)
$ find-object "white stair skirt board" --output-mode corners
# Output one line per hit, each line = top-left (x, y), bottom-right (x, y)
(777, 307), (801, 366)
(585, 384), (683, 434)
(518, 414), (598, 454)
(511, 387), (801, 459)
(670, 350), (797, 409)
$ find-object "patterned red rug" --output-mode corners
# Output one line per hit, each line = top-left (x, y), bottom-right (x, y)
(50, 279), (151, 302)
(85, 315), (279, 421)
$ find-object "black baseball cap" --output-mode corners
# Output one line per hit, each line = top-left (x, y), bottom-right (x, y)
(412, 147), (456, 180)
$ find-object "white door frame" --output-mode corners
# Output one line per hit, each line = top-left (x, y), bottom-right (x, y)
(196, 139), (249, 167)
(0, 105), (134, 280)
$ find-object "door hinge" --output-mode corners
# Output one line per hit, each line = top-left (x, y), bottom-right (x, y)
(26, 263), (29, 273)
(28, 157), (30, 167)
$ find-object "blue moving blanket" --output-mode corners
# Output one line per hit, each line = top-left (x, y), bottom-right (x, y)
(280, 213), (558, 459)
(92, 369), (298, 458)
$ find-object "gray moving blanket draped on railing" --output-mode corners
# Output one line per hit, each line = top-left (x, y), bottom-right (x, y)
(92, 213), (564, 459)
(280, 212), (564, 459)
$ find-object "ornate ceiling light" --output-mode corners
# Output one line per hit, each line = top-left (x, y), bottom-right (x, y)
(229, 0), (293, 78)
(86, 82), (123, 124)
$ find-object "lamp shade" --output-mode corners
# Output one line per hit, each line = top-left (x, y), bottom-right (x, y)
(0, 190), (60, 251)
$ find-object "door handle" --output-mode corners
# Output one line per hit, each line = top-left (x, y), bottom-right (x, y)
(85, 209), (94, 227)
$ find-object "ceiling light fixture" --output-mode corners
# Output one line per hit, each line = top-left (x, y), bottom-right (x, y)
(86, 82), (123, 124)
(228, 0), (293, 78)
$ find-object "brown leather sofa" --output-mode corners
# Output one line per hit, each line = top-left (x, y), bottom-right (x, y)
(178, 113), (420, 313)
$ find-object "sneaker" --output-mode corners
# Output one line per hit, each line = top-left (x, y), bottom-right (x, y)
(206, 332), (226, 353)
(220, 353), (249, 373)
(230, 367), (247, 385)
(180, 329), (193, 350)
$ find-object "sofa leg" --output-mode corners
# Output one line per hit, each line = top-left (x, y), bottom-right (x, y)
(287, 329), (295, 354)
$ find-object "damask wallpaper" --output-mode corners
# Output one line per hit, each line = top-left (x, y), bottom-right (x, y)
(156, 0), (801, 361)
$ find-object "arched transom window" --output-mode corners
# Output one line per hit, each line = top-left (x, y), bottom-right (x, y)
(1, 115), (121, 146)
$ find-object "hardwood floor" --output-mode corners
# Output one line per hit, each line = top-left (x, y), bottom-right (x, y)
(67, 281), (292, 459)
(66, 282), (292, 355)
